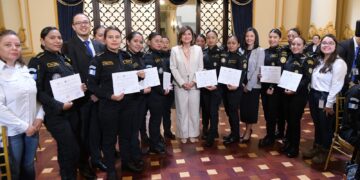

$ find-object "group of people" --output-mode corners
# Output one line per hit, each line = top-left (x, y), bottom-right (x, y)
(0, 11), (359, 179)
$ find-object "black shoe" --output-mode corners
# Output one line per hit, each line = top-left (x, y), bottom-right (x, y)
(286, 148), (299, 158)
(223, 137), (240, 145)
(280, 143), (290, 153)
(203, 138), (214, 147)
(135, 159), (145, 167)
(222, 134), (233, 141)
(164, 132), (176, 140)
(258, 136), (275, 147)
(79, 166), (97, 180)
(214, 132), (219, 139)
(148, 146), (166, 154)
(107, 171), (118, 180)
(91, 160), (108, 172)
(122, 161), (144, 173)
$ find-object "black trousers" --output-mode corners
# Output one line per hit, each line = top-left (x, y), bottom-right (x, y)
(98, 100), (121, 173)
(118, 96), (142, 164)
(261, 87), (281, 139)
(277, 93), (286, 137)
(45, 111), (80, 179)
(309, 89), (335, 149)
(282, 92), (308, 150)
(162, 91), (174, 134)
(146, 92), (165, 148)
(77, 100), (95, 169)
(222, 87), (242, 138)
(201, 88), (222, 139)
(84, 100), (102, 163)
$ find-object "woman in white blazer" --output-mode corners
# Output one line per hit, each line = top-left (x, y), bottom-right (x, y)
(239, 27), (265, 143)
(170, 26), (204, 143)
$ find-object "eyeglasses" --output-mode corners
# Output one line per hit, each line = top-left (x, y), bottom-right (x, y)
(321, 41), (335, 46)
(73, 21), (90, 26)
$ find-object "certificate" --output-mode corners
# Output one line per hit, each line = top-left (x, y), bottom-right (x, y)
(112, 71), (140, 95)
(218, 67), (242, 86)
(278, 70), (303, 92)
(139, 67), (160, 89)
(163, 72), (172, 90)
(260, 66), (281, 84)
(50, 74), (84, 103)
(195, 69), (218, 88)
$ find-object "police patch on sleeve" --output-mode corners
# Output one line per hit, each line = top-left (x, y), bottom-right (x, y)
(28, 68), (37, 80)
(89, 65), (96, 76)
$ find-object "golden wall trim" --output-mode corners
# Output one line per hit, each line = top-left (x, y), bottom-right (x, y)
(308, 22), (336, 39)
(343, 24), (355, 40)
(54, 0), (59, 28)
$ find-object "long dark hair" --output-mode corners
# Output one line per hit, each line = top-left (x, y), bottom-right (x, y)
(0, 29), (24, 66)
(318, 34), (338, 73)
(241, 27), (260, 50)
(40, 26), (59, 50)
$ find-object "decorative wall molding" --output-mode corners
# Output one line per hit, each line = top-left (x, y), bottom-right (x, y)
(308, 22), (336, 39)
(343, 24), (355, 39)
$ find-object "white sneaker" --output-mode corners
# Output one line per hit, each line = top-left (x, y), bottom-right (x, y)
(181, 138), (187, 144)
(190, 137), (198, 143)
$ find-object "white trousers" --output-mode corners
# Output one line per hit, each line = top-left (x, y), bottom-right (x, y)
(174, 86), (200, 138)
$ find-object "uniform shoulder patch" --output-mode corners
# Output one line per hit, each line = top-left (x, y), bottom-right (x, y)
(47, 62), (60, 68)
(102, 60), (114, 66)
(307, 59), (314, 65)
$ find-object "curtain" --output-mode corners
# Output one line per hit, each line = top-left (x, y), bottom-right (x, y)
(57, 0), (84, 41)
(231, 0), (253, 40)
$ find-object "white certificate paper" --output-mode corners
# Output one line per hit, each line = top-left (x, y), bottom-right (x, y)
(278, 70), (303, 92)
(195, 69), (218, 88)
(139, 67), (160, 89)
(260, 66), (282, 84)
(163, 72), (172, 90)
(112, 71), (140, 95)
(218, 67), (242, 86)
(50, 74), (84, 103)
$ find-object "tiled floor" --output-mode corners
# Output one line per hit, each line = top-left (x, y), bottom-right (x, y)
(35, 107), (347, 179)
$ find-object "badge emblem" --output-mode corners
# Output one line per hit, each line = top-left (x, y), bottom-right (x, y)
(280, 57), (286, 63)
(221, 58), (226, 63)
(158, 67), (163, 74)
(213, 62), (217, 67)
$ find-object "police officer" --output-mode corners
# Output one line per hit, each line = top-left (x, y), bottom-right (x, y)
(222, 35), (248, 145)
(201, 30), (222, 147)
(28, 27), (85, 180)
(87, 28), (146, 179)
(161, 36), (176, 140)
(142, 32), (169, 154)
(259, 29), (288, 147)
(280, 36), (315, 158)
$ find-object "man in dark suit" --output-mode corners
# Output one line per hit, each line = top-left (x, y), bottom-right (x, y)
(62, 13), (105, 179)
(338, 20), (360, 92)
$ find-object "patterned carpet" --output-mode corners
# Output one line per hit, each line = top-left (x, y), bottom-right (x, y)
(35, 107), (347, 180)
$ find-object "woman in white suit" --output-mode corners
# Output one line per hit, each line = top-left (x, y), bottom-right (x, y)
(170, 26), (204, 143)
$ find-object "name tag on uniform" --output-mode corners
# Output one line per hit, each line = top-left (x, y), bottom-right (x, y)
(318, 99), (325, 109)
(352, 68), (359, 75)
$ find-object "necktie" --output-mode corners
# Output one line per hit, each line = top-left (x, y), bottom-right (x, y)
(84, 40), (93, 57)
(351, 46), (360, 82)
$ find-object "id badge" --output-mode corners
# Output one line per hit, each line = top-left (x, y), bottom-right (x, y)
(318, 99), (325, 109)
(352, 68), (359, 75)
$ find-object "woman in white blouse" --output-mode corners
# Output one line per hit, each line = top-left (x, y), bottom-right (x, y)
(304, 34), (347, 164)
(170, 26), (203, 143)
(0, 30), (43, 180)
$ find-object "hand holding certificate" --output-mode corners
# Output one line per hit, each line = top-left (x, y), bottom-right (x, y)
(50, 74), (84, 103)
(139, 67), (160, 89)
(112, 70), (140, 95)
(163, 72), (172, 90)
(218, 67), (242, 86)
(260, 66), (281, 84)
(278, 70), (303, 92)
(195, 69), (218, 88)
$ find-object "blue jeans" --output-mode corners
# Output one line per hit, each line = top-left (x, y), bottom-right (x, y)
(8, 133), (39, 180)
